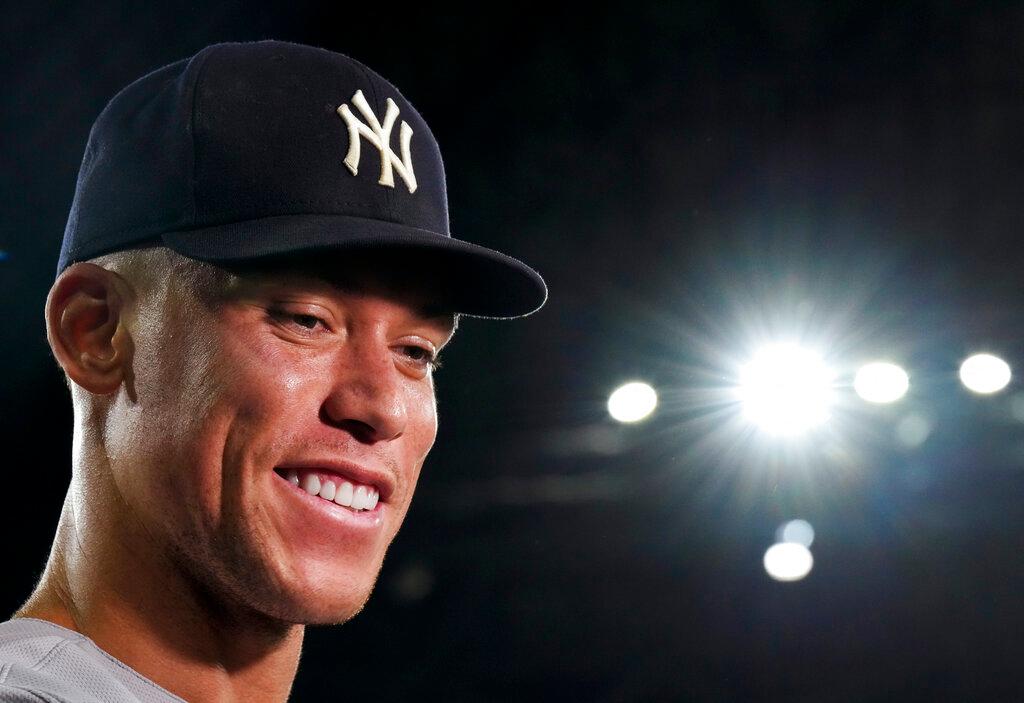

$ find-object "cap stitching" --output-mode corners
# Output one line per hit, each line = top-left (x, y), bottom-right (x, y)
(69, 141), (97, 256)
(187, 45), (222, 229)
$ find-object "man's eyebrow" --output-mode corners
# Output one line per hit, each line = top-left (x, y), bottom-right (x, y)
(236, 269), (458, 329)
(321, 278), (456, 328)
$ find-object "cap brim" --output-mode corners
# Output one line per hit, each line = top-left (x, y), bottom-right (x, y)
(161, 214), (547, 318)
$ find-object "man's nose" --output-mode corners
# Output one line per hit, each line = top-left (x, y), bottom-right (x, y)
(320, 341), (407, 444)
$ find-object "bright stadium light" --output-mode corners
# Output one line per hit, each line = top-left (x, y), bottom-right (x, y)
(854, 362), (909, 403)
(738, 344), (834, 436)
(776, 519), (815, 548)
(607, 381), (658, 423)
(763, 542), (814, 582)
(959, 353), (1011, 394)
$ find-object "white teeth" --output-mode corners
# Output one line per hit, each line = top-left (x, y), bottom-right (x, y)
(334, 481), (354, 507)
(319, 480), (336, 502)
(300, 474), (321, 497)
(352, 485), (368, 510)
(285, 470), (378, 512)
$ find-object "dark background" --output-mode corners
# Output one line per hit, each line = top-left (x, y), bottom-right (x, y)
(5, 2), (1024, 701)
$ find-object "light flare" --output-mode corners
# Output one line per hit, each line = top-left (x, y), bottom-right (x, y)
(738, 344), (834, 436)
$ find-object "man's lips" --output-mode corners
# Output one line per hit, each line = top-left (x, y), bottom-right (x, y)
(274, 459), (395, 502)
(273, 467), (385, 530)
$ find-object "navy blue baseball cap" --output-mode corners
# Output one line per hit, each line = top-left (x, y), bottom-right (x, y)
(57, 40), (546, 318)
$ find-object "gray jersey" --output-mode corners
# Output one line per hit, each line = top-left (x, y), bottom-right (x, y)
(0, 618), (184, 703)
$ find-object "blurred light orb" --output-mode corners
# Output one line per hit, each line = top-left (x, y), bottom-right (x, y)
(607, 381), (658, 423)
(763, 542), (814, 582)
(738, 344), (834, 435)
(776, 519), (815, 548)
(1010, 393), (1024, 423)
(959, 354), (1011, 394)
(389, 561), (435, 604)
(854, 362), (909, 403)
(895, 414), (932, 449)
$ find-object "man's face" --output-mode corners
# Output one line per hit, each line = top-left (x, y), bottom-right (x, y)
(114, 255), (456, 624)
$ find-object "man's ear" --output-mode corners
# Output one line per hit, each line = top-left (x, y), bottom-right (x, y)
(46, 263), (133, 395)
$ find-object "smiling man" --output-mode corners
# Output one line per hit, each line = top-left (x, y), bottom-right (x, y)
(0, 41), (545, 702)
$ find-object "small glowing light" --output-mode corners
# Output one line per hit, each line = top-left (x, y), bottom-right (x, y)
(607, 381), (658, 423)
(895, 414), (932, 448)
(738, 344), (834, 435)
(960, 353), (1011, 394)
(763, 542), (814, 582)
(854, 362), (909, 403)
(776, 519), (815, 547)
(0, 250), (7, 262)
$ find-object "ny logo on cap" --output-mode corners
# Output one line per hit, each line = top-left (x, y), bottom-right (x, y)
(337, 90), (417, 194)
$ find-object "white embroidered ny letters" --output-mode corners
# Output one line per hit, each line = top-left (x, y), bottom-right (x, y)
(337, 90), (417, 193)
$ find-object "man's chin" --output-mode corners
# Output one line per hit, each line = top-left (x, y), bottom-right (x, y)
(208, 536), (385, 625)
(273, 597), (371, 626)
(260, 576), (377, 626)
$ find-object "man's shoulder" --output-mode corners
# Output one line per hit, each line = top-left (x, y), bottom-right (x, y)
(0, 675), (70, 702)
(0, 617), (87, 702)
(0, 619), (182, 703)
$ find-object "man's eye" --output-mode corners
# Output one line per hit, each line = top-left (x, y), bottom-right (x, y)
(402, 345), (441, 371)
(291, 313), (322, 330)
(269, 308), (326, 332)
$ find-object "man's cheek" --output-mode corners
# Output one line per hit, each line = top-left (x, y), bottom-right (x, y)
(229, 333), (327, 400)
(412, 392), (440, 458)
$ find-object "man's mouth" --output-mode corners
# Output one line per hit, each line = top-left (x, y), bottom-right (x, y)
(274, 468), (380, 512)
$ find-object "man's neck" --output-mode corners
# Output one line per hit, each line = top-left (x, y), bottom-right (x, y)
(16, 489), (304, 703)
